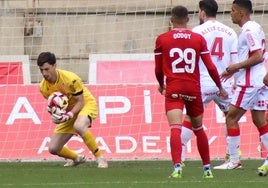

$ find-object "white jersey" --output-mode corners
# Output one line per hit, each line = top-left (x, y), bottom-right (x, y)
(192, 20), (238, 87)
(234, 21), (266, 87)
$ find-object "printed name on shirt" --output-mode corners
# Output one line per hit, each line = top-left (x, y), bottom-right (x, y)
(201, 26), (233, 36)
(173, 33), (191, 39)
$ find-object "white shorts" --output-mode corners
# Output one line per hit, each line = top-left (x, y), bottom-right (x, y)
(201, 86), (233, 112)
(231, 86), (267, 110)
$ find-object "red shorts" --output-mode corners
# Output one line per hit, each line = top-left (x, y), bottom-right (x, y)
(165, 83), (203, 117)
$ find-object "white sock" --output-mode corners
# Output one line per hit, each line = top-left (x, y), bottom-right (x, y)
(181, 126), (193, 162)
(260, 133), (268, 166)
(264, 157), (268, 167)
(260, 133), (268, 150)
(227, 135), (240, 163)
(203, 164), (211, 171)
(224, 125), (229, 155)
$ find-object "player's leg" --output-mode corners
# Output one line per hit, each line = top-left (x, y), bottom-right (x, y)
(255, 112), (268, 176)
(258, 110), (268, 176)
(251, 96), (268, 176)
(181, 115), (193, 165)
(266, 109), (268, 123)
(52, 122), (87, 167)
(49, 132), (84, 162)
(165, 97), (184, 178)
(213, 104), (244, 169)
(214, 86), (253, 170)
(187, 94), (213, 178)
(190, 114), (213, 178)
(214, 91), (243, 161)
(258, 97), (268, 176)
(181, 86), (212, 164)
(74, 115), (108, 168)
(74, 102), (108, 168)
(166, 109), (183, 178)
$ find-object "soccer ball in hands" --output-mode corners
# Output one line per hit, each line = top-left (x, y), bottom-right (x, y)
(47, 91), (69, 115)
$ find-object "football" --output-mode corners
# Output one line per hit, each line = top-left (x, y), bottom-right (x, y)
(47, 91), (69, 115)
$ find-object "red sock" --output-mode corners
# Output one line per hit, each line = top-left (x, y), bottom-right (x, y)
(193, 126), (210, 165)
(182, 120), (192, 130)
(170, 124), (182, 164)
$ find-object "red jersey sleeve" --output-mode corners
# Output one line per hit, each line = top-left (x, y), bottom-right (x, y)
(154, 36), (164, 87)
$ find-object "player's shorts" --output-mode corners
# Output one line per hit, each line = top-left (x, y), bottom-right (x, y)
(201, 86), (233, 112)
(165, 91), (203, 117)
(231, 85), (268, 111)
(54, 99), (98, 134)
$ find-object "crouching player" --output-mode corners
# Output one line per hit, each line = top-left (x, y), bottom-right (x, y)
(37, 51), (108, 168)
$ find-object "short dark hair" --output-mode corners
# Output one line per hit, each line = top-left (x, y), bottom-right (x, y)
(199, 0), (218, 17)
(37, 52), (56, 66)
(171, 5), (188, 23)
(233, 0), (253, 13)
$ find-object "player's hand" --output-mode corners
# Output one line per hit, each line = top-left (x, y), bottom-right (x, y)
(225, 64), (240, 74)
(218, 87), (228, 100)
(220, 70), (233, 82)
(52, 111), (74, 124)
(47, 106), (60, 115)
(158, 85), (166, 95)
(47, 106), (64, 116)
(263, 73), (268, 86)
(47, 106), (53, 114)
(221, 64), (240, 82)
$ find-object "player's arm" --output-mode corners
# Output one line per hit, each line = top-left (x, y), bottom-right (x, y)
(221, 51), (239, 82)
(155, 55), (165, 93)
(52, 76), (85, 123)
(264, 73), (268, 86)
(225, 49), (263, 74)
(65, 75), (84, 115)
(69, 91), (84, 115)
(154, 37), (165, 94)
(225, 30), (263, 74)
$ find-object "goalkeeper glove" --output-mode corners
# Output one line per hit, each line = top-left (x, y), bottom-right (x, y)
(52, 111), (74, 124)
(47, 106), (57, 114)
(47, 106), (65, 116)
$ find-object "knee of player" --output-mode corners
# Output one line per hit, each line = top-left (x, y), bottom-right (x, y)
(73, 123), (88, 135)
(225, 115), (238, 125)
(253, 118), (266, 127)
(48, 146), (59, 155)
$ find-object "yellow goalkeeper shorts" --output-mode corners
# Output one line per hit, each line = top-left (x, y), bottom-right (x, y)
(54, 100), (98, 134)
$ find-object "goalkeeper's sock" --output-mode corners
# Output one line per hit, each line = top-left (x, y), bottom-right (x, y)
(58, 146), (78, 160)
(82, 130), (102, 158)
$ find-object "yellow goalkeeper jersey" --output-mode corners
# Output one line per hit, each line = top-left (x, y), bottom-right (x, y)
(39, 69), (97, 114)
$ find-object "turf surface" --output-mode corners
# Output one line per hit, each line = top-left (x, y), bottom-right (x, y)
(0, 160), (267, 188)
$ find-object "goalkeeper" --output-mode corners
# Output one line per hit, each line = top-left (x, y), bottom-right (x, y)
(37, 51), (108, 168)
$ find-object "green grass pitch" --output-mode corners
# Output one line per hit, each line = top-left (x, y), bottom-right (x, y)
(0, 160), (268, 188)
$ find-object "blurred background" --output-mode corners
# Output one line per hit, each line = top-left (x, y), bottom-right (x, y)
(1, 0), (267, 83)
